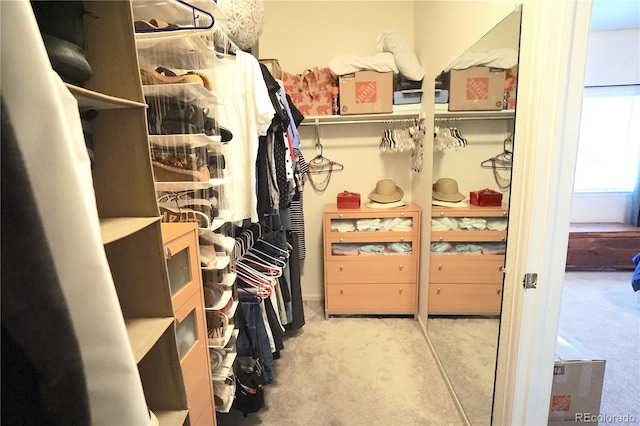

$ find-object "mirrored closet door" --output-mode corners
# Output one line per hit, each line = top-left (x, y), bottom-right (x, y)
(426, 7), (522, 425)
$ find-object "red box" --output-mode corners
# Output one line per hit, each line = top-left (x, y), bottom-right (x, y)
(337, 191), (361, 209)
(470, 188), (503, 207)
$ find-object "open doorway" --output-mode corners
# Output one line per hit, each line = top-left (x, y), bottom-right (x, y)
(553, 1), (639, 423)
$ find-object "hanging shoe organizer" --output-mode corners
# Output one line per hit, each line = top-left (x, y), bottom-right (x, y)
(132, 0), (240, 416)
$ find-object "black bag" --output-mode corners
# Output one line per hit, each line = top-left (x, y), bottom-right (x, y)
(31, 1), (93, 86)
(232, 303), (266, 417)
(232, 356), (265, 416)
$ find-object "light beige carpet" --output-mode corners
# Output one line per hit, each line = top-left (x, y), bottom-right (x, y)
(217, 301), (464, 426)
(426, 317), (499, 426)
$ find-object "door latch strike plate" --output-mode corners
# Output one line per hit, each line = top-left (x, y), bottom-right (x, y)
(523, 273), (538, 289)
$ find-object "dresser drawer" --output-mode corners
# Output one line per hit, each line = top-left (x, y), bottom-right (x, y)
(325, 235), (415, 261)
(326, 283), (416, 312)
(428, 283), (503, 314)
(431, 230), (507, 242)
(429, 255), (504, 283)
(325, 259), (416, 284)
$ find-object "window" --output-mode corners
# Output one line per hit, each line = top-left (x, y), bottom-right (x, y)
(574, 85), (640, 192)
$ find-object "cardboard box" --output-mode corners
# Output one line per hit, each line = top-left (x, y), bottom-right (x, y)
(338, 71), (393, 115)
(548, 335), (606, 425)
(449, 66), (505, 111)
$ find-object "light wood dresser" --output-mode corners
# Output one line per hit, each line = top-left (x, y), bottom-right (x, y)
(322, 203), (421, 318)
(428, 204), (508, 315)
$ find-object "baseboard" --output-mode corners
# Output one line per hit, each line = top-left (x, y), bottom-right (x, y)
(302, 294), (323, 302)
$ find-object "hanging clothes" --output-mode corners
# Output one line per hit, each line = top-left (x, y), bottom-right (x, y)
(210, 51), (275, 223)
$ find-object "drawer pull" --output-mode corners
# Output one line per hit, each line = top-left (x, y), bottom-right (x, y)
(438, 236), (444, 242)
(438, 264), (443, 271)
(164, 247), (172, 259)
(501, 236), (506, 241)
(497, 289), (502, 295)
(503, 212), (508, 217)
(399, 264), (403, 271)
(340, 238), (343, 243)
(400, 237), (405, 242)
(340, 288), (344, 294)
(400, 212), (405, 217)
(437, 288), (441, 294)
(339, 214), (343, 219)
(499, 265), (503, 271)
(399, 288), (403, 294)
(340, 265), (344, 272)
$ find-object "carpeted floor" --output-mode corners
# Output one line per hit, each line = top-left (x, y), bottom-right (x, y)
(217, 271), (638, 426)
(426, 317), (499, 426)
(217, 301), (464, 426)
(558, 271), (640, 424)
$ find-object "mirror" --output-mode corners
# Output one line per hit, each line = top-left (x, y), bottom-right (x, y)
(426, 7), (522, 425)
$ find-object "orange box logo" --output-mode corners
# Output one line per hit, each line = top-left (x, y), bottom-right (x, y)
(355, 81), (377, 104)
(551, 395), (571, 412)
(466, 77), (489, 100)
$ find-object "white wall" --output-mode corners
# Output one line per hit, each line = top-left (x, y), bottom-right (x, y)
(584, 29), (640, 86)
(571, 28), (640, 223)
(260, 1), (416, 300)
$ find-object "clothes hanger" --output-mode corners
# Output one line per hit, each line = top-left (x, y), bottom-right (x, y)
(135, 0), (215, 32)
(208, 25), (239, 56)
(480, 136), (513, 170)
(307, 124), (344, 173)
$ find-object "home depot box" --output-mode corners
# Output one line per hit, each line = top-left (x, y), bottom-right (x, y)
(548, 335), (606, 425)
(339, 71), (393, 115)
(449, 66), (506, 111)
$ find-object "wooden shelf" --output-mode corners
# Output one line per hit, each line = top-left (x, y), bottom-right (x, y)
(154, 409), (189, 425)
(100, 217), (160, 245)
(125, 317), (174, 363)
(66, 84), (147, 110)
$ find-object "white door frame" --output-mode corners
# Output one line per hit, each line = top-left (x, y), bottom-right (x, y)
(492, 1), (593, 425)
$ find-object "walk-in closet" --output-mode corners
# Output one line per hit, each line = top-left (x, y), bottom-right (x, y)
(2, 0), (607, 425)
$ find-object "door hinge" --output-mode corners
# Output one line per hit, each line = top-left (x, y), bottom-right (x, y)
(523, 273), (538, 289)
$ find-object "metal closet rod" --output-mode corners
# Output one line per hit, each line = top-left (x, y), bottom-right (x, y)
(300, 119), (420, 126)
(300, 113), (424, 127)
(434, 115), (515, 121)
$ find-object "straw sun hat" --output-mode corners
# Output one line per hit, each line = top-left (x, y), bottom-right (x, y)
(432, 178), (465, 202)
(368, 179), (404, 203)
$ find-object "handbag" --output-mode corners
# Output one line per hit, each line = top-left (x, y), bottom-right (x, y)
(232, 303), (266, 417)
(337, 191), (361, 209)
(233, 355), (265, 417)
(282, 67), (334, 116)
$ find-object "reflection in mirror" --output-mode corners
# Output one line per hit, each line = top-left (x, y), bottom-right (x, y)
(427, 7), (522, 425)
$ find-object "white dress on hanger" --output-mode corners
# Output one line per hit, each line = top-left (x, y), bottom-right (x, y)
(210, 51), (275, 223)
